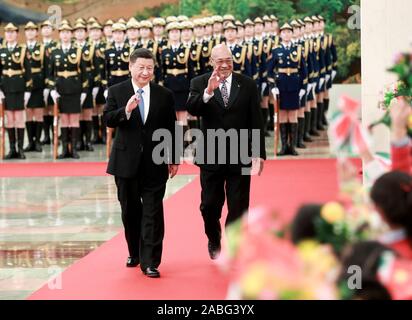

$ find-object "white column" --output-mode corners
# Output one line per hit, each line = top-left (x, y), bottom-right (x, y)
(361, 0), (412, 154)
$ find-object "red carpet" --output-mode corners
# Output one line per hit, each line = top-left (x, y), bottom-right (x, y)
(0, 162), (199, 177)
(28, 159), (351, 300)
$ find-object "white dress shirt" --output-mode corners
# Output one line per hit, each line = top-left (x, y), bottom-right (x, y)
(203, 73), (232, 103)
(126, 80), (150, 123)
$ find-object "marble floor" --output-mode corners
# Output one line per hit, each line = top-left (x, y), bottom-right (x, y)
(0, 129), (331, 300)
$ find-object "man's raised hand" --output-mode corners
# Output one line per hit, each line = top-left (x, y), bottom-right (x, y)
(125, 93), (140, 113)
(206, 68), (221, 95)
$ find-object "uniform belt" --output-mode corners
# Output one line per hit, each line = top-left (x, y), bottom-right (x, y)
(2, 69), (23, 77)
(31, 68), (42, 74)
(57, 70), (78, 78)
(111, 70), (130, 77)
(277, 68), (298, 75)
(166, 68), (188, 76)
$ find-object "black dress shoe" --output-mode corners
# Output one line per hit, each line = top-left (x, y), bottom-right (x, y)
(142, 267), (160, 278)
(208, 241), (221, 260)
(126, 257), (139, 268)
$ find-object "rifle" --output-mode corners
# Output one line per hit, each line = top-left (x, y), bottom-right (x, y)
(53, 100), (59, 160)
(106, 127), (113, 160)
(0, 98), (4, 160)
(274, 94), (280, 158)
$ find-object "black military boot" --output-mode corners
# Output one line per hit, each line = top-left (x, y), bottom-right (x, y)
(76, 121), (86, 151)
(16, 128), (26, 159)
(101, 117), (107, 144)
(316, 102), (325, 131)
(85, 121), (94, 151)
(5, 128), (17, 160)
(57, 128), (70, 159)
(277, 123), (288, 156)
(34, 122), (43, 152)
(261, 108), (269, 137)
(91, 115), (100, 144)
(24, 121), (35, 152)
(289, 123), (299, 156)
(303, 112), (313, 142)
(297, 118), (306, 149)
(309, 108), (320, 137)
(41, 115), (52, 145)
(322, 99), (329, 126)
(268, 103), (274, 131)
(70, 127), (80, 159)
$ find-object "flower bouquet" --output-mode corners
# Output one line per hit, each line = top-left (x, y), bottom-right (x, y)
(369, 53), (412, 136)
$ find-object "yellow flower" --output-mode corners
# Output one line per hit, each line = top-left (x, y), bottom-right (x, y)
(321, 202), (345, 224)
(407, 114), (412, 130)
(240, 263), (269, 298)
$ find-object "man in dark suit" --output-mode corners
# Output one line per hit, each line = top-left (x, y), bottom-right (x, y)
(104, 48), (179, 278)
(186, 44), (266, 260)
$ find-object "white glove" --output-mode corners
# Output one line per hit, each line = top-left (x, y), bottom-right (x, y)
(332, 70), (337, 81)
(92, 87), (99, 100)
(103, 89), (108, 99)
(43, 88), (50, 106)
(312, 83), (316, 96)
(0, 90), (4, 100)
(299, 89), (306, 100)
(50, 90), (60, 103)
(261, 82), (267, 96)
(24, 92), (31, 107)
(271, 87), (279, 97)
(306, 84), (312, 96)
(326, 74), (331, 83)
(319, 78), (325, 90)
(80, 93), (87, 106)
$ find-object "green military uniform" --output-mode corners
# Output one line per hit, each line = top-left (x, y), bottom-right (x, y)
(24, 21), (48, 153)
(0, 23), (32, 159)
(47, 23), (89, 159)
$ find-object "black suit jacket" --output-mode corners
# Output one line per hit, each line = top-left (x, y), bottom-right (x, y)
(104, 80), (177, 183)
(186, 72), (266, 172)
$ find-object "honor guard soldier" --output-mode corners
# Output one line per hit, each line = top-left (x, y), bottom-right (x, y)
(101, 22), (130, 150)
(48, 22), (89, 159)
(193, 18), (210, 76)
(223, 22), (254, 79)
(301, 17), (316, 144)
(255, 16), (273, 136)
(88, 21), (107, 144)
(318, 15), (337, 127)
(311, 16), (326, 133)
(0, 23), (32, 159)
(137, 20), (161, 84)
(103, 19), (114, 44)
(153, 17), (167, 48)
(202, 17), (214, 73)
(73, 22), (99, 152)
(267, 15), (281, 131)
(212, 15), (225, 46)
(161, 21), (194, 147)
(235, 20), (245, 45)
(40, 20), (58, 145)
(270, 15), (280, 38)
(126, 18), (140, 52)
(291, 19), (309, 149)
(23, 21), (47, 153)
(102, 22), (130, 95)
(86, 17), (98, 32)
(268, 22), (308, 157)
(153, 17), (167, 82)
